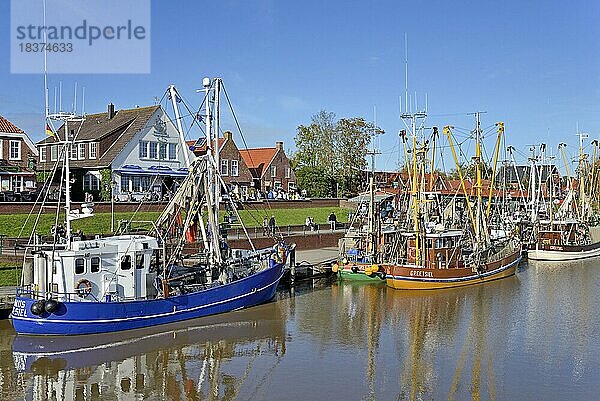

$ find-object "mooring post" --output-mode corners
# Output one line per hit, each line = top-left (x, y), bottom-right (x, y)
(290, 247), (296, 282)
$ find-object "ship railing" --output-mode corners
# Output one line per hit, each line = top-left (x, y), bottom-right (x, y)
(15, 285), (99, 302)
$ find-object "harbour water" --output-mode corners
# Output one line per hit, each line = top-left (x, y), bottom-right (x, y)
(1, 259), (599, 401)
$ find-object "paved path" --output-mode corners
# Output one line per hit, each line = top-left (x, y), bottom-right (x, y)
(294, 247), (338, 265)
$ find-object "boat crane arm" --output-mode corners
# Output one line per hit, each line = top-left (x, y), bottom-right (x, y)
(486, 122), (504, 220)
(444, 125), (476, 231)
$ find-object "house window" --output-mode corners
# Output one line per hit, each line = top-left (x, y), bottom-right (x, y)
(90, 257), (100, 273)
(78, 143), (86, 159)
(140, 176), (150, 192)
(271, 165), (276, 178)
(285, 167), (291, 179)
(70, 144), (78, 160)
(149, 142), (158, 159)
(231, 160), (239, 176)
(121, 255), (132, 270)
(11, 176), (22, 192)
(120, 175), (130, 192)
(221, 159), (228, 176)
(40, 146), (46, 162)
(159, 143), (167, 160)
(89, 142), (97, 159)
(83, 173), (100, 191)
(51, 145), (58, 161)
(132, 176), (142, 192)
(75, 258), (85, 274)
(168, 143), (177, 160)
(9, 140), (21, 160)
(288, 182), (296, 192)
(139, 141), (148, 158)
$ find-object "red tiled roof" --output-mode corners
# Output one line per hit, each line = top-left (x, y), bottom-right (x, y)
(239, 147), (277, 175)
(0, 115), (25, 134)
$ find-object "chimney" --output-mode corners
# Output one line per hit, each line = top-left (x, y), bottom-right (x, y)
(108, 103), (115, 119)
(275, 141), (283, 150)
(223, 131), (233, 141)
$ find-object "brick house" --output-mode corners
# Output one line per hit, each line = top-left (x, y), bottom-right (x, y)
(37, 104), (193, 202)
(0, 115), (38, 199)
(239, 141), (297, 196)
(189, 131), (254, 198)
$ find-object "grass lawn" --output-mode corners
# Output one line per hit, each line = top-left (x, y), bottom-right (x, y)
(0, 267), (21, 287)
(0, 207), (351, 238)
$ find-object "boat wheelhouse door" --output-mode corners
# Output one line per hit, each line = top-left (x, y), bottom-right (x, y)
(120, 254), (135, 299)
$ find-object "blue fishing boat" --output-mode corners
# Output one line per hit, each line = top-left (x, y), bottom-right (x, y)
(11, 78), (287, 336)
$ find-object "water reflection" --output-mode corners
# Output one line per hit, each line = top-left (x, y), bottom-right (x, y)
(1, 260), (600, 400)
(2, 301), (286, 401)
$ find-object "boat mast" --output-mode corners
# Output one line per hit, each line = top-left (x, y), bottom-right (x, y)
(64, 118), (71, 247)
(203, 77), (221, 266)
(578, 132), (588, 219)
(168, 85), (191, 168)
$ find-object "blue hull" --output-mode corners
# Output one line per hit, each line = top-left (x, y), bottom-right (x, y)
(11, 263), (284, 336)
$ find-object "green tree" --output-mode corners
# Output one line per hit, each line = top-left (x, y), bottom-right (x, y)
(292, 110), (382, 197)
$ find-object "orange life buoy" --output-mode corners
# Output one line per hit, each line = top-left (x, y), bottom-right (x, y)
(75, 279), (92, 298)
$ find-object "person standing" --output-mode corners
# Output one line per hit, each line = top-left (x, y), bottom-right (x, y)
(268, 215), (276, 235)
(328, 211), (337, 230)
(262, 217), (269, 236)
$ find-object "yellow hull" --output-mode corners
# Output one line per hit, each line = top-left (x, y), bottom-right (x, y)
(386, 264), (517, 290)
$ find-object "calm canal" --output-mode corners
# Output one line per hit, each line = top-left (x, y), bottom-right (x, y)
(0, 259), (598, 401)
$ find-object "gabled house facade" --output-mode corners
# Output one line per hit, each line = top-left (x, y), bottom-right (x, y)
(37, 104), (193, 202)
(239, 141), (297, 196)
(0, 115), (38, 199)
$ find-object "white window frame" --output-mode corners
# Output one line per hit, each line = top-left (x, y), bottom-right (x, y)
(271, 165), (276, 178)
(288, 182), (296, 192)
(70, 144), (78, 160)
(40, 146), (46, 162)
(83, 172), (100, 191)
(89, 142), (97, 159)
(9, 140), (21, 161)
(139, 141), (148, 159)
(50, 145), (58, 161)
(78, 143), (86, 160)
(159, 143), (167, 160)
(0, 139), (3, 159)
(149, 142), (158, 159)
(285, 167), (291, 179)
(221, 159), (229, 176)
(168, 143), (177, 160)
(231, 159), (239, 177)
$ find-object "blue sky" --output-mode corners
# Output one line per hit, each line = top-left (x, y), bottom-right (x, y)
(1, 0), (599, 171)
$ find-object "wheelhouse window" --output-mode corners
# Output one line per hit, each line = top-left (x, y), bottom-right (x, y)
(75, 258), (85, 274)
(121, 255), (132, 270)
(90, 257), (100, 272)
(135, 253), (145, 269)
(9, 140), (21, 160)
